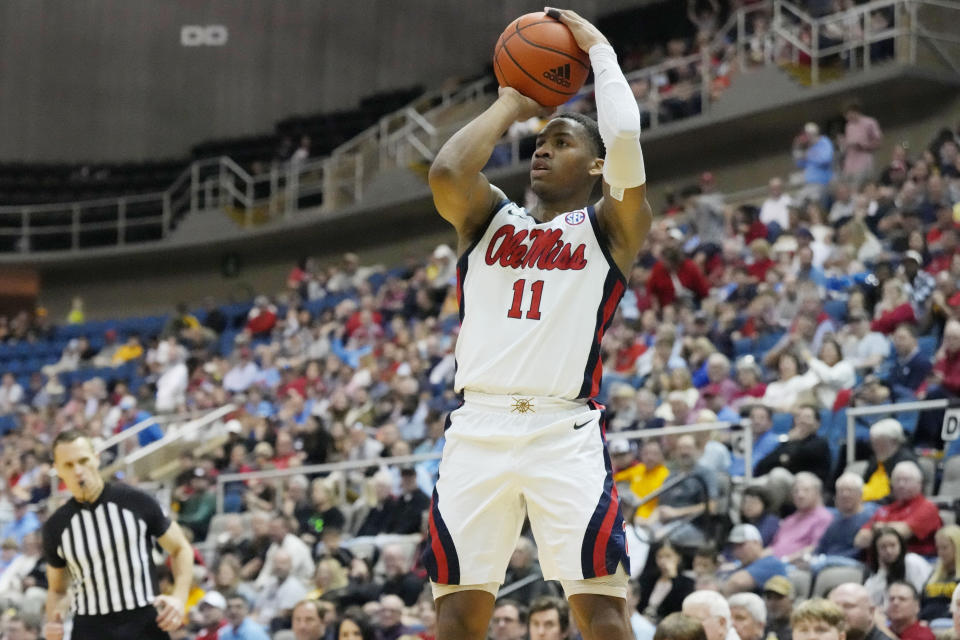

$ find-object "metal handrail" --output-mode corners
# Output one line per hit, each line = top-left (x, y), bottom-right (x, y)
(97, 409), (209, 453)
(121, 403), (236, 467)
(844, 398), (950, 466)
(213, 419), (754, 514)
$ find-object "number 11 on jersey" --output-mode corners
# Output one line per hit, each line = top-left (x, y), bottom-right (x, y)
(507, 279), (544, 320)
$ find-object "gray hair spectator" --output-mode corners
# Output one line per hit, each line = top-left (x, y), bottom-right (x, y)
(862, 418), (916, 503)
(683, 590), (737, 640)
(854, 460), (942, 556)
(728, 593), (767, 640)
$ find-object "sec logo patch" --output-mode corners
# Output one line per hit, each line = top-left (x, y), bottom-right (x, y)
(565, 211), (585, 226)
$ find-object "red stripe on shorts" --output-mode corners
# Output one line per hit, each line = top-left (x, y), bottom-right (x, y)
(428, 497), (449, 583)
(592, 493), (619, 577)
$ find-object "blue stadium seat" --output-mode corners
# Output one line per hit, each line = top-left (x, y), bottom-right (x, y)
(823, 299), (848, 322)
(772, 412), (794, 435)
(917, 335), (937, 363)
(734, 338), (754, 358)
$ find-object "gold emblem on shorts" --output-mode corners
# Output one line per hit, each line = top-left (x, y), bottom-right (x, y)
(511, 397), (534, 414)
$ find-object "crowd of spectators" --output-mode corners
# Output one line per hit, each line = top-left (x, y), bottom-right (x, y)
(0, 39), (957, 640)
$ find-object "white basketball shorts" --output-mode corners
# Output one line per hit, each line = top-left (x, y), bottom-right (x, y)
(422, 391), (630, 587)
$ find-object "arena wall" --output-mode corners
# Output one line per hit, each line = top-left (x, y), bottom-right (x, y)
(0, 0), (640, 162)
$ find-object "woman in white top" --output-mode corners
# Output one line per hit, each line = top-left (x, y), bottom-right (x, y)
(801, 338), (857, 409)
(761, 351), (818, 413)
(864, 526), (933, 609)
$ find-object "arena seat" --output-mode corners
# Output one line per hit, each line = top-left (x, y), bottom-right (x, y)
(917, 335), (938, 363)
(811, 565), (865, 598)
(771, 413), (793, 435)
(823, 299), (848, 322)
(939, 456), (960, 499)
(917, 457), (936, 496)
(787, 566), (812, 600)
(843, 460), (868, 478)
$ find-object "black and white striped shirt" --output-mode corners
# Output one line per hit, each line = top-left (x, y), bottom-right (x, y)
(42, 483), (170, 616)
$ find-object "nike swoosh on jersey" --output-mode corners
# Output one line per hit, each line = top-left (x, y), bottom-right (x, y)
(573, 420), (591, 429)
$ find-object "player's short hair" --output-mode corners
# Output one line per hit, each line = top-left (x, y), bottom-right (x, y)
(654, 612), (708, 640)
(51, 429), (94, 458)
(292, 598), (325, 618)
(529, 595), (570, 632)
(790, 598), (845, 631)
(552, 112), (605, 158)
(887, 580), (920, 601)
(494, 598), (529, 624)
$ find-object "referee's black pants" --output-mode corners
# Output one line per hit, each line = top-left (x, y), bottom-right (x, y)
(71, 606), (169, 640)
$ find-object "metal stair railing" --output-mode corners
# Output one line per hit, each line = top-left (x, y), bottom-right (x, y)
(772, 0), (960, 84)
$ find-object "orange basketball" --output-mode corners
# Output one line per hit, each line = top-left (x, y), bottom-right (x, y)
(493, 12), (590, 107)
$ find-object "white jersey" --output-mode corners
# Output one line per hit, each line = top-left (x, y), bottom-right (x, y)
(454, 199), (626, 400)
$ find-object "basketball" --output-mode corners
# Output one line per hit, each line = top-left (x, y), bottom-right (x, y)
(493, 12), (590, 107)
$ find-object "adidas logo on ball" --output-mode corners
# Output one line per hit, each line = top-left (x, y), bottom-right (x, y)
(543, 64), (572, 87)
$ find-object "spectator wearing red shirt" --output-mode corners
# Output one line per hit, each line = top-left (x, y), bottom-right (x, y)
(886, 582), (935, 640)
(932, 319), (960, 395)
(871, 278), (917, 335)
(926, 228), (960, 274)
(854, 460), (942, 556)
(246, 296), (278, 336)
(647, 245), (710, 308)
(745, 238), (775, 282)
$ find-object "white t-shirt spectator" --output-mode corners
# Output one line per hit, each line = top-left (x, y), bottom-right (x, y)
(223, 361), (260, 393)
(156, 362), (188, 413)
(806, 357), (856, 409)
(864, 553), (931, 608)
(0, 382), (24, 414)
(760, 193), (793, 229)
(841, 331), (890, 370)
(761, 371), (819, 412)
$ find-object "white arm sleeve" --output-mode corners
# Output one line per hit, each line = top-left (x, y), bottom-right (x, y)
(589, 43), (646, 198)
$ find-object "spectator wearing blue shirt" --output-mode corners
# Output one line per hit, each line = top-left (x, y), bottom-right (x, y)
(117, 396), (164, 447)
(811, 473), (875, 572)
(721, 524), (788, 596)
(219, 594), (270, 640)
(793, 122), (835, 205)
(0, 500), (40, 546)
(739, 486), (781, 548)
(880, 325), (932, 400)
(730, 405), (780, 477)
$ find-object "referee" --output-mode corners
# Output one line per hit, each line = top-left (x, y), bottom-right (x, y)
(42, 429), (194, 640)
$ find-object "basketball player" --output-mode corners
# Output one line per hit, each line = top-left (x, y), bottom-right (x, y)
(42, 430), (194, 640)
(425, 8), (651, 640)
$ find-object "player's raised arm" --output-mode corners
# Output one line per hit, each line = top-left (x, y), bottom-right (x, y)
(551, 8), (652, 275)
(429, 88), (547, 250)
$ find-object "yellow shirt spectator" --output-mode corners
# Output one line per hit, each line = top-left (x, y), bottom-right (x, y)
(615, 462), (670, 519)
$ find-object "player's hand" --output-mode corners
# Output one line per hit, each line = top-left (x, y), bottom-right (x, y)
(154, 595), (186, 631)
(545, 8), (610, 52)
(43, 612), (65, 640)
(497, 86), (553, 121)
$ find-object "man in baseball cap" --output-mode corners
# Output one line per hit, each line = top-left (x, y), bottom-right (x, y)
(721, 525), (788, 597)
(763, 576), (796, 640)
(196, 591), (228, 640)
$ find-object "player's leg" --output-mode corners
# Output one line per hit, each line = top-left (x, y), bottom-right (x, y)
(522, 405), (632, 640)
(568, 593), (632, 640)
(435, 589), (496, 640)
(425, 404), (526, 640)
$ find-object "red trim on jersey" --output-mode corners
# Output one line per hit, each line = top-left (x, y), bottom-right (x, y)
(589, 280), (625, 397)
(428, 496), (449, 583)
